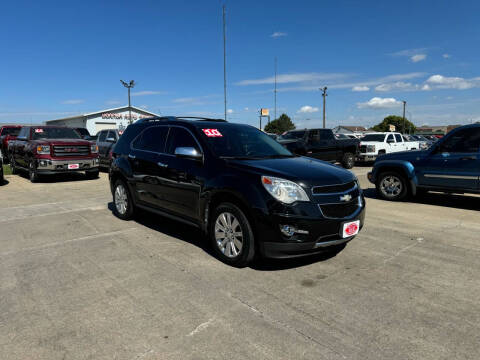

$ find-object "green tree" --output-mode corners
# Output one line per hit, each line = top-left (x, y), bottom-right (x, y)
(264, 113), (296, 134)
(371, 115), (416, 134)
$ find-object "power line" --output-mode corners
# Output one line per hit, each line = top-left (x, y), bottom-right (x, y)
(274, 57), (277, 121)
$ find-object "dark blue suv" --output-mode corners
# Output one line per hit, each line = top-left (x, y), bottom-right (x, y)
(368, 124), (480, 201)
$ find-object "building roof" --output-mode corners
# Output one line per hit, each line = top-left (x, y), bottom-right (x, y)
(46, 106), (159, 123)
(335, 125), (367, 132)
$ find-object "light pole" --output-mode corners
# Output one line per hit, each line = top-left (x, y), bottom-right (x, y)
(402, 100), (406, 134)
(320, 87), (327, 128)
(121, 80), (135, 124)
(222, 5), (227, 121)
(407, 111), (413, 134)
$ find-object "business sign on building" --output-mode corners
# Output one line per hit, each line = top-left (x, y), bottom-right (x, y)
(101, 112), (151, 121)
(388, 124), (396, 132)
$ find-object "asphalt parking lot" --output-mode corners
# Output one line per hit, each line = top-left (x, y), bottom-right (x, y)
(1, 168), (479, 360)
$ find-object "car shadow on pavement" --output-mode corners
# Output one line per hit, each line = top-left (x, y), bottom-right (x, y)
(16, 171), (99, 183)
(1, 179), (9, 186)
(363, 187), (480, 211)
(107, 202), (343, 271)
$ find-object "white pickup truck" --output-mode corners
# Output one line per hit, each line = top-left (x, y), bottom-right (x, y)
(357, 132), (419, 162)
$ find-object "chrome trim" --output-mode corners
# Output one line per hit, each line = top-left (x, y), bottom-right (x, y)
(311, 182), (358, 196)
(314, 236), (353, 248)
(36, 158), (98, 170)
(424, 174), (478, 180)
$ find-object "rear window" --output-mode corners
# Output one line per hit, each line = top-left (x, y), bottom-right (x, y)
(133, 126), (169, 153)
(362, 134), (386, 142)
(1, 127), (21, 136)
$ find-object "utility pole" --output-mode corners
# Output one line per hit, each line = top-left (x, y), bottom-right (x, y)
(120, 80), (135, 124)
(320, 87), (327, 128)
(222, 4), (227, 121)
(402, 100), (406, 134)
(274, 57), (277, 121)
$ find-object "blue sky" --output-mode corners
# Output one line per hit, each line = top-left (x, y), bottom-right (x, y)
(1, 0), (480, 128)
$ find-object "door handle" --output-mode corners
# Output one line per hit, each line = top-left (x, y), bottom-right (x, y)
(460, 156), (476, 160)
(128, 154), (136, 159)
(157, 162), (168, 168)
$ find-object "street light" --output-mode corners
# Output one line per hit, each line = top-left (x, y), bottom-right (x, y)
(121, 80), (135, 124)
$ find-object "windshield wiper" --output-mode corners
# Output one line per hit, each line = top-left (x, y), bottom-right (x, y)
(261, 154), (295, 158)
(220, 156), (260, 160)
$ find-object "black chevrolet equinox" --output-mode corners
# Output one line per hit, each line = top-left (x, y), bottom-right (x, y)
(109, 117), (365, 266)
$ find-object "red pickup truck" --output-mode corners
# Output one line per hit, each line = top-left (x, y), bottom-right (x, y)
(8, 126), (99, 182)
(0, 125), (22, 162)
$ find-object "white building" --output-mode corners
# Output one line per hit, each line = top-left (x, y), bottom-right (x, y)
(45, 106), (159, 135)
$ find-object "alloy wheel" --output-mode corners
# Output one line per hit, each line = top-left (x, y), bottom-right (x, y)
(214, 212), (243, 258)
(380, 175), (403, 197)
(114, 184), (128, 215)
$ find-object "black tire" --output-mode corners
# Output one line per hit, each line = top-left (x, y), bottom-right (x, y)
(112, 179), (135, 220)
(29, 161), (39, 183)
(85, 169), (99, 179)
(376, 171), (408, 201)
(10, 155), (17, 175)
(209, 202), (255, 267)
(341, 152), (355, 169)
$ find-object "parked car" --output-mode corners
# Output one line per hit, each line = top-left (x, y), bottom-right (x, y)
(408, 135), (432, 150)
(96, 129), (122, 170)
(109, 117), (365, 266)
(357, 132), (419, 162)
(8, 126), (99, 182)
(277, 128), (360, 169)
(368, 124), (480, 201)
(0, 125), (22, 163)
(0, 149), (4, 184)
(266, 133), (279, 141)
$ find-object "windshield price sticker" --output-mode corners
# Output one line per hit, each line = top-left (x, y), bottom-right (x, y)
(35, 128), (44, 133)
(202, 129), (222, 137)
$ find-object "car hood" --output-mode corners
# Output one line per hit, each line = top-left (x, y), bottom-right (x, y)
(377, 149), (428, 161)
(34, 139), (92, 145)
(227, 156), (355, 187)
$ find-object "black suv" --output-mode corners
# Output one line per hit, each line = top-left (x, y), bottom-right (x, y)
(109, 117), (365, 266)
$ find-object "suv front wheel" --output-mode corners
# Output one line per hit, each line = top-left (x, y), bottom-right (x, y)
(113, 179), (135, 220)
(376, 171), (408, 201)
(210, 203), (255, 267)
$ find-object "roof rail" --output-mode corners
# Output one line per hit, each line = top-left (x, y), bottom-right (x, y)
(136, 116), (176, 123)
(136, 116), (227, 124)
(175, 116), (227, 122)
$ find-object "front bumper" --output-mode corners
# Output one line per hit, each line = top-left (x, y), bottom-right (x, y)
(258, 203), (366, 259)
(35, 158), (99, 174)
(356, 154), (377, 162)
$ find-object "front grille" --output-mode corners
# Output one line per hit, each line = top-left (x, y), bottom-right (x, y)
(359, 145), (367, 153)
(319, 198), (360, 218)
(53, 145), (90, 157)
(312, 181), (356, 194)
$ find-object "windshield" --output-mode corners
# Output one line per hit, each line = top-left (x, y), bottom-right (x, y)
(32, 127), (82, 140)
(75, 128), (90, 137)
(198, 124), (293, 159)
(362, 134), (386, 142)
(2, 127), (21, 136)
(279, 130), (305, 140)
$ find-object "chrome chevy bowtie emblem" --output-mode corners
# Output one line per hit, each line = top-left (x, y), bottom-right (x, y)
(340, 194), (352, 202)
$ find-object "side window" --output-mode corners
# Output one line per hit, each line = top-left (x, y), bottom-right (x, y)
(166, 127), (201, 154)
(98, 131), (107, 142)
(18, 127), (28, 139)
(133, 126), (169, 153)
(319, 130), (334, 140)
(394, 134), (403, 142)
(107, 130), (117, 141)
(440, 128), (480, 153)
(308, 130), (320, 143)
(386, 134), (395, 143)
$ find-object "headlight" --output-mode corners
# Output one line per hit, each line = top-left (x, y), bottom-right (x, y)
(36, 145), (50, 155)
(261, 176), (309, 204)
(90, 144), (98, 153)
(366, 145), (376, 152)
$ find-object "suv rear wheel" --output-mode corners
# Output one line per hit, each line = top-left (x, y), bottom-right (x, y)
(210, 203), (255, 267)
(9, 155), (17, 174)
(376, 171), (408, 201)
(113, 179), (134, 220)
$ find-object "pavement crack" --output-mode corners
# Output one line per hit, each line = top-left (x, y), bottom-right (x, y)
(187, 317), (216, 337)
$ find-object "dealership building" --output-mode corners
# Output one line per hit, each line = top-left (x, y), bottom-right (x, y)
(45, 106), (159, 135)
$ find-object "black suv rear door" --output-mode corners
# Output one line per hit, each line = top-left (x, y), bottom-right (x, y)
(129, 126), (171, 208)
(307, 129), (337, 161)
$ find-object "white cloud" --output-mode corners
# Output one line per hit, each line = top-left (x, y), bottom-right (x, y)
(105, 100), (121, 105)
(131, 90), (166, 97)
(227, 109), (233, 114)
(236, 72), (347, 86)
(390, 48), (428, 57)
(297, 105), (319, 113)
(357, 97), (402, 109)
(426, 74), (480, 90)
(375, 82), (414, 92)
(172, 94), (220, 105)
(410, 54), (427, 62)
(271, 32), (287, 38)
(421, 84), (431, 91)
(61, 99), (84, 105)
(442, 54), (451, 59)
(352, 85), (369, 92)
(244, 107), (249, 111)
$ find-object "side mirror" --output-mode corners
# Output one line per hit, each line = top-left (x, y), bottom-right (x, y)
(106, 137), (116, 143)
(174, 147), (202, 160)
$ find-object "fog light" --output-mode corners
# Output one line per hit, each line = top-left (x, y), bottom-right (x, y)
(280, 225), (296, 237)
(39, 160), (48, 167)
